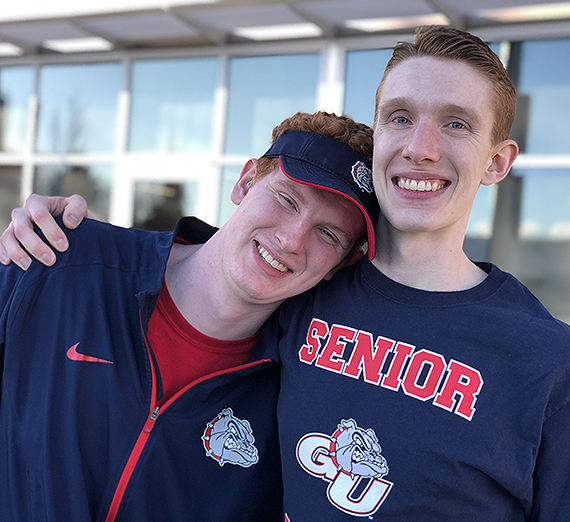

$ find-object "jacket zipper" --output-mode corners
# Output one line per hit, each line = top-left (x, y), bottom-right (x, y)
(104, 312), (159, 522)
(103, 312), (274, 520)
(104, 406), (160, 522)
(103, 358), (272, 520)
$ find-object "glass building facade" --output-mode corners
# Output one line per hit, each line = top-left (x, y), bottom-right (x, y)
(0, 35), (569, 321)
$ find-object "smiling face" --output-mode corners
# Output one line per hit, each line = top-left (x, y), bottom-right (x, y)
(218, 161), (366, 307)
(373, 56), (516, 241)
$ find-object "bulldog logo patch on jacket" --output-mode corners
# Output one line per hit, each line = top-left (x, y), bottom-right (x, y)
(202, 408), (259, 468)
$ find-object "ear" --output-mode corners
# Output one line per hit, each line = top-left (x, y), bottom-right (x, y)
(322, 248), (365, 281)
(230, 158), (258, 204)
(482, 139), (519, 186)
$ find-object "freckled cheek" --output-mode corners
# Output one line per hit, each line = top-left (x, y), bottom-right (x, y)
(310, 248), (344, 276)
(257, 199), (286, 224)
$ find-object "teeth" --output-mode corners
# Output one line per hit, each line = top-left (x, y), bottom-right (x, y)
(257, 244), (289, 273)
(398, 178), (444, 192)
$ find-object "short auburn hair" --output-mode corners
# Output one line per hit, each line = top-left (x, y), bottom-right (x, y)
(255, 111), (373, 181)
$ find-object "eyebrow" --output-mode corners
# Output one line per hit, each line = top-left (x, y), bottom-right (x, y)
(441, 103), (483, 128)
(273, 178), (308, 205)
(376, 96), (414, 120)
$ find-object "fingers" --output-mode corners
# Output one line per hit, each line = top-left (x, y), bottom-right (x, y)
(9, 205), (58, 268)
(0, 222), (36, 270)
(23, 193), (87, 252)
(20, 195), (71, 254)
(0, 194), (89, 271)
(60, 194), (88, 229)
(0, 237), (8, 266)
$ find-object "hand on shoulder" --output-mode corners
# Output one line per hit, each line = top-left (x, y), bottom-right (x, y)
(0, 194), (89, 270)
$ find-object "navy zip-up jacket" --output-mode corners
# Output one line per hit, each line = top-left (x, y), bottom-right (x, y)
(0, 217), (282, 521)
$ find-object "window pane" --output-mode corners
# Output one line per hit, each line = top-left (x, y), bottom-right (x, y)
(466, 184), (497, 240)
(129, 58), (218, 152)
(0, 166), (22, 233)
(517, 39), (570, 154)
(33, 165), (113, 220)
(517, 169), (570, 240)
(133, 181), (200, 231)
(217, 165), (242, 225)
(344, 48), (391, 126)
(0, 67), (33, 153)
(36, 63), (121, 154)
(225, 54), (319, 156)
(344, 44), (500, 127)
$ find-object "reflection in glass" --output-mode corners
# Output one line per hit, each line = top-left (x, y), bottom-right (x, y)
(217, 165), (242, 226)
(36, 63), (121, 154)
(517, 168), (570, 240)
(344, 48), (391, 126)
(33, 165), (113, 220)
(463, 185), (497, 262)
(134, 181), (199, 231)
(129, 58), (218, 152)
(225, 54), (319, 157)
(0, 166), (22, 234)
(517, 39), (570, 154)
(466, 184), (497, 239)
(344, 44), (500, 128)
(0, 67), (33, 153)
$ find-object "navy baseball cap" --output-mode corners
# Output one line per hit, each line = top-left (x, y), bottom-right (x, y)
(261, 130), (380, 260)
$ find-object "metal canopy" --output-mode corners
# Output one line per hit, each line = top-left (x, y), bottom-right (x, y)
(1, 0), (570, 55)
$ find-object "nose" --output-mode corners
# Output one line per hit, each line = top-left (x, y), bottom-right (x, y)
(274, 219), (309, 254)
(402, 122), (441, 164)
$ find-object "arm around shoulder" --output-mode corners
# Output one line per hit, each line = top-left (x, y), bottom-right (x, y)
(0, 194), (90, 270)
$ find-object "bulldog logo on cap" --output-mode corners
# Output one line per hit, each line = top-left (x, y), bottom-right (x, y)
(351, 161), (373, 194)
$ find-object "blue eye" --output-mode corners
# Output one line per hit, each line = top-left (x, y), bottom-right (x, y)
(448, 121), (465, 129)
(394, 116), (410, 124)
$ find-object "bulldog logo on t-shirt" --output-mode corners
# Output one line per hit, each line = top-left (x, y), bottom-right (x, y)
(296, 418), (393, 517)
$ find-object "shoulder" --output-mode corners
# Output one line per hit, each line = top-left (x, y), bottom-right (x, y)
(175, 216), (218, 244)
(492, 266), (569, 332)
(275, 261), (364, 327)
(47, 217), (172, 274)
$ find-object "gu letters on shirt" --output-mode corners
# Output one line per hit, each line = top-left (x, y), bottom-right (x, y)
(298, 318), (483, 421)
(296, 418), (393, 518)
